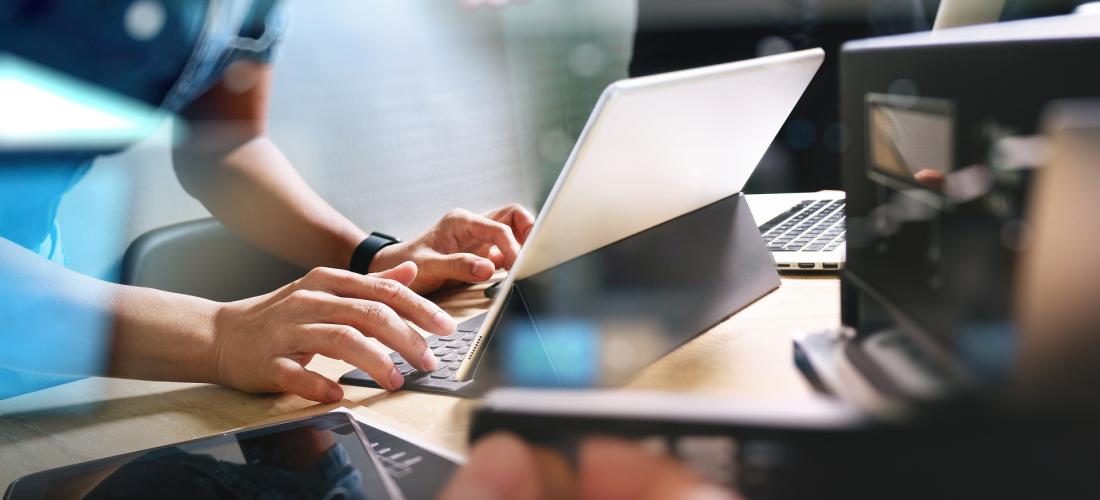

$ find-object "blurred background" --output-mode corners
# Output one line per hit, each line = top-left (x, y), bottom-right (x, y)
(56, 0), (1086, 281)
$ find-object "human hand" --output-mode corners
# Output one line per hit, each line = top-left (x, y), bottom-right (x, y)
(369, 204), (535, 295)
(210, 262), (455, 402)
(439, 433), (739, 500)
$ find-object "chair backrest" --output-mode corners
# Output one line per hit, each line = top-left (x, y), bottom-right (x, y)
(121, 218), (307, 302)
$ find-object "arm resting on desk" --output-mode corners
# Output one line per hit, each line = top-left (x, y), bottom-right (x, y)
(0, 237), (456, 402)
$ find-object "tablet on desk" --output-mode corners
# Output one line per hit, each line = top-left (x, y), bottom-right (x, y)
(4, 412), (403, 500)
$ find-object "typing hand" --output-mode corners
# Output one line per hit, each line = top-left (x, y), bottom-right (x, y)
(439, 433), (739, 500)
(210, 262), (454, 402)
(369, 204), (535, 295)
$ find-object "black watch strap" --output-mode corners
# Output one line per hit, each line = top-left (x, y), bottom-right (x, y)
(349, 232), (401, 274)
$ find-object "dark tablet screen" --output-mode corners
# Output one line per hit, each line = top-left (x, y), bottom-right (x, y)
(5, 412), (400, 500)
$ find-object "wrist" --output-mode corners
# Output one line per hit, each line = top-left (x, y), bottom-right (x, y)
(201, 300), (230, 385)
(164, 294), (223, 385)
(108, 287), (222, 384)
(351, 232), (402, 274)
(366, 242), (404, 274)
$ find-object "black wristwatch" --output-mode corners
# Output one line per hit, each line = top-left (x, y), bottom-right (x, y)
(349, 231), (401, 274)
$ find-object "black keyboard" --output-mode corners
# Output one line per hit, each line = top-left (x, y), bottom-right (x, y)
(388, 313), (486, 382)
(759, 199), (846, 253)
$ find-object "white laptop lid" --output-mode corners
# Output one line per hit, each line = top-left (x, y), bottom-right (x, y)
(515, 48), (825, 279)
(456, 49), (824, 380)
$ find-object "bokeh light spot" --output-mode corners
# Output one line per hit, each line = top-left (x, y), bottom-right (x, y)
(784, 118), (816, 150)
(124, 0), (166, 41)
(756, 36), (794, 57)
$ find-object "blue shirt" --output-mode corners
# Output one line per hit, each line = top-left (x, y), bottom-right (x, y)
(0, 0), (286, 398)
(0, 0), (285, 260)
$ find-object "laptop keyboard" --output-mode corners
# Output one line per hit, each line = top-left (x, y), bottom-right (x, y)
(759, 199), (845, 253)
(388, 313), (486, 382)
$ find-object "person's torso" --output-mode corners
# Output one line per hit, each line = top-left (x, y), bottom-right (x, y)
(0, 0), (284, 262)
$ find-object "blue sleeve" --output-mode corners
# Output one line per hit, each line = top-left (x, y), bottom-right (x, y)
(231, 0), (289, 64)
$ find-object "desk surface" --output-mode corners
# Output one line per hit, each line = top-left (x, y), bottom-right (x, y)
(0, 194), (841, 490)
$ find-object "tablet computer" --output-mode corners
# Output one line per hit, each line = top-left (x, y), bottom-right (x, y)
(4, 412), (403, 500)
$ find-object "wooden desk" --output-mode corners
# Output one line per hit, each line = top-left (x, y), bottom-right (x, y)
(0, 196), (841, 490)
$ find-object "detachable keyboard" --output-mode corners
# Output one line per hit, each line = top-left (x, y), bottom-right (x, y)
(339, 313), (488, 395)
(391, 314), (483, 382)
(759, 199), (846, 253)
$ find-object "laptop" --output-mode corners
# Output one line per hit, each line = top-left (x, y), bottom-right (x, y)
(748, 0), (1017, 274)
(752, 190), (846, 271)
(341, 48), (825, 394)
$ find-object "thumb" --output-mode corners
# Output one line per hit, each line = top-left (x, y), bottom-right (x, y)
(274, 360), (344, 403)
(436, 253), (496, 283)
(369, 260), (418, 286)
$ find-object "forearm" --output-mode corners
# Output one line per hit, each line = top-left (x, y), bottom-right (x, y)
(174, 135), (366, 270)
(0, 238), (219, 382)
(108, 284), (221, 383)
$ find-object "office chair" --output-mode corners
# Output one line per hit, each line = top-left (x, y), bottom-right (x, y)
(121, 218), (307, 301)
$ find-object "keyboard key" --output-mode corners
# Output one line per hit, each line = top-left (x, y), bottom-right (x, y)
(447, 362), (462, 370)
(760, 199), (847, 257)
(432, 346), (449, 356)
(457, 316), (485, 332)
(430, 368), (454, 379)
(428, 338), (443, 348)
(397, 364), (417, 375)
(441, 352), (460, 362)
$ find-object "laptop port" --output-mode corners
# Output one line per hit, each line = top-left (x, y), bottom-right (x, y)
(823, 263), (840, 269)
(797, 263), (816, 269)
(777, 264), (791, 268)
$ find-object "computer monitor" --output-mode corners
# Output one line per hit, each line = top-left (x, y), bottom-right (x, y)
(839, 14), (1100, 393)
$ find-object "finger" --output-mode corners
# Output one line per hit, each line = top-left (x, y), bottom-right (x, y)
(576, 437), (737, 500)
(487, 246), (505, 268)
(369, 260), (418, 287)
(290, 324), (407, 391)
(459, 214), (521, 269)
(313, 298), (439, 372)
(433, 252), (496, 283)
(439, 433), (556, 500)
(359, 276), (455, 335)
(467, 243), (506, 269)
(272, 358), (344, 403)
(486, 203), (536, 245)
(302, 268), (455, 335)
